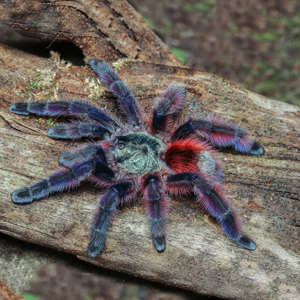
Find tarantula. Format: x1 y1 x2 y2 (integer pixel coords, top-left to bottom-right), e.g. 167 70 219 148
9 59 264 257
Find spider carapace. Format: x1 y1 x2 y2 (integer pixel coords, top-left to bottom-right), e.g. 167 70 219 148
9 59 264 257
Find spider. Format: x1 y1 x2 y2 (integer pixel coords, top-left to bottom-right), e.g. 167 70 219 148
9 59 264 258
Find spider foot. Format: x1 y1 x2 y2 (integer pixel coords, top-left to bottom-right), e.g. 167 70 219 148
152 235 166 253
235 236 256 250
87 228 106 258
11 187 34 203
9 103 29 115
248 142 265 156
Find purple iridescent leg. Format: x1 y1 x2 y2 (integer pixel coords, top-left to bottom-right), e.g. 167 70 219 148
48 122 111 140
172 115 264 155
88 182 135 258
167 172 256 250
9 100 119 131
89 59 141 127
59 144 115 185
59 144 107 167
151 86 186 133
11 160 95 204
143 175 170 252
12 144 115 204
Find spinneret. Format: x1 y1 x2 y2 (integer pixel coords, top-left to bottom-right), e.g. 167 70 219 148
10 59 264 257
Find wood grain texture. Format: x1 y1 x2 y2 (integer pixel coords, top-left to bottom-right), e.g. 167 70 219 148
0 44 299 300
0 1 300 299
0 0 182 66
0 280 26 300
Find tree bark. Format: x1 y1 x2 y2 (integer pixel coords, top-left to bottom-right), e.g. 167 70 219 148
0 1 299 299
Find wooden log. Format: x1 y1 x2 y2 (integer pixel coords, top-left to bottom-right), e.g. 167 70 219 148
0 1 299 299
0 280 26 300
0 0 182 66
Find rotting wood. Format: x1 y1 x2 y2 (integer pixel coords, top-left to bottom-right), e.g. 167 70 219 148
0 280 26 300
0 0 182 66
0 1 300 299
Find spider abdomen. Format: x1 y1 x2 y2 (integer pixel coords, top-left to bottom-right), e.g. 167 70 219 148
165 138 215 174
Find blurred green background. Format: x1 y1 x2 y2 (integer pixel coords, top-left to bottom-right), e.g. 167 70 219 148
130 0 300 106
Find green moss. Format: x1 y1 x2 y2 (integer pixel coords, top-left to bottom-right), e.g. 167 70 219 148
22 293 39 300
170 48 188 64
45 118 57 126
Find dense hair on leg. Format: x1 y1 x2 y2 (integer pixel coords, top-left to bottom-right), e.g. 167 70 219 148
88 182 135 258
11 161 95 204
172 115 264 155
89 59 141 126
48 122 111 140
88 189 119 258
142 175 170 252
10 100 119 131
151 86 186 133
10 101 74 117
172 119 208 141
59 144 107 168
167 172 256 250
71 101 119 131
92 160 115 186
12 143 113 204
59 144 115 186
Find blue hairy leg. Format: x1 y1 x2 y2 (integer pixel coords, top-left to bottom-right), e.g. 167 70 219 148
9 100 119 131
12 144 115 204
11 161 95 204
59 144 108 167
89 59 141 127
88 182 135 258
172 115 264 155
143 175 170 252
167 172 256 250
59 144 115 185
151 86 186 133
48 121 111 140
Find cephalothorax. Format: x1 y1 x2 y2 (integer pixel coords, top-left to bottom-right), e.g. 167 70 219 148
10 59 264 257
115 132 165 174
